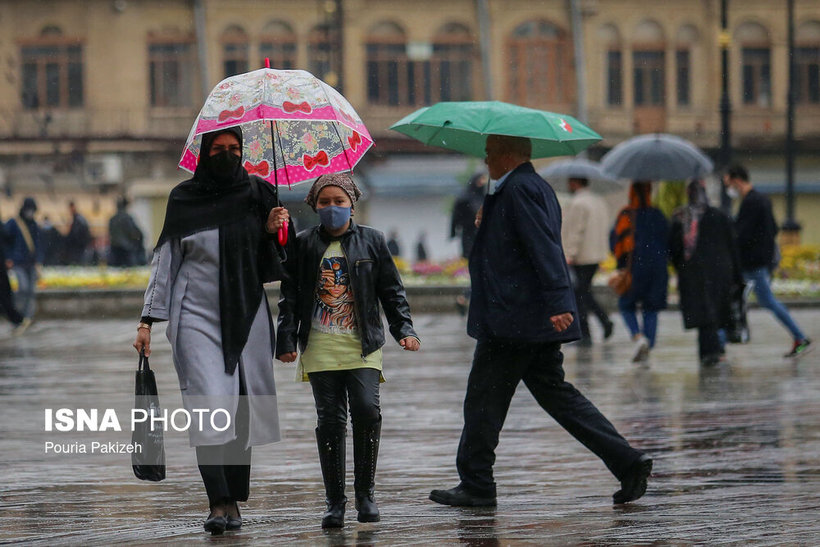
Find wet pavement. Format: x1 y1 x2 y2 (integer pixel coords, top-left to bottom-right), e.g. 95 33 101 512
1 309 819 545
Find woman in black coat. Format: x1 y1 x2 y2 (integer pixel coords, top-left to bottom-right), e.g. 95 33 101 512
669 179 743 366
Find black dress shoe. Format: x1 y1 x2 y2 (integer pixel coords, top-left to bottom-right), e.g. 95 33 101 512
613 454 653 504
226 503 242 530
204 514 227 535
603 321 614 340
429 484 496 507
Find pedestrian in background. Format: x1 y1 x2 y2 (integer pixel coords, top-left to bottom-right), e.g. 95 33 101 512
277 173 420 529
386 229 401 257
430 135 652 509
64 201 91 265
561 176 614 345
415 231 428 262
610 181 669 363
39 216 64 266
133 127 290 535
0 212 28 335
723 164 812 358
669 179 743 366
450 173 487 259
4 197 42 322
108 196 145 267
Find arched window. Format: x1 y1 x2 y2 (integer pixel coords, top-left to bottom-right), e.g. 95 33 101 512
736 21 771 107
632 20 666 107
599 24 622 106
796 20 820 104
222 25 249 78
366 22 407 106
20 25 84 109
432 23 475 102
259 20 296 70
309 23 335 84
506 20 574 107
676 24 699 107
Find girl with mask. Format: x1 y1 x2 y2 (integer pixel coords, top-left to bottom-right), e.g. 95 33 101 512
276 173 420 529
133 127 291 535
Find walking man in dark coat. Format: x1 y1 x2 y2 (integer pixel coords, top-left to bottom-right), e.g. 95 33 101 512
429 135 652 507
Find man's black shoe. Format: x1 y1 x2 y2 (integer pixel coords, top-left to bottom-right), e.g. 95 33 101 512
429 484 496 507
603 320 614 340
613 454 652 504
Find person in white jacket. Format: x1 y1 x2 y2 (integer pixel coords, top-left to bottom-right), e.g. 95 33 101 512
561 177 614 345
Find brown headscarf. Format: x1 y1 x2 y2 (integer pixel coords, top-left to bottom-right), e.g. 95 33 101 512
304 173 362 211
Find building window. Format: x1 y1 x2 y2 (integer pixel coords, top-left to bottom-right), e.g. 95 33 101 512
20 26 84 109
607 50 623 105
222 26 249 77
366 22 408 106
432 23 475 102
309 23 336 83
260 20 296 70
742 47 771 106
507 20 573 107
633 50 665 106
796 47 820 104
676 50 690 106
149 39 195 107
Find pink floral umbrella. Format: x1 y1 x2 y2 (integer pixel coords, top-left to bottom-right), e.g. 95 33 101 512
179 67 373 188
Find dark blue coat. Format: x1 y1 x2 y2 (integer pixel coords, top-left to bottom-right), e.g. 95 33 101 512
467 162 581 343
4 217 42 267
609 207 669 312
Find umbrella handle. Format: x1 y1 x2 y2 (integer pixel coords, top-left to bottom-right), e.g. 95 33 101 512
278 220 288 246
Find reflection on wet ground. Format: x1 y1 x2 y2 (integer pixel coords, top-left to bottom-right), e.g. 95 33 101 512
1 309 818 544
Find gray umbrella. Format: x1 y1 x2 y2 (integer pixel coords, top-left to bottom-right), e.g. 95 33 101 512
600 133 713 181
539 158 622 193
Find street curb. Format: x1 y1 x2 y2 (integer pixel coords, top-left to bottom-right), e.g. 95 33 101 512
31 285 820 319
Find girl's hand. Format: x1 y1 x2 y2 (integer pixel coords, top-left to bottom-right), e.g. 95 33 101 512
134 329 151 356
400 337 420 351
266 207 289 233
278 352 298 363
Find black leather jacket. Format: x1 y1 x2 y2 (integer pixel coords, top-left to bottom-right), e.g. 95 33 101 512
276 221 418 358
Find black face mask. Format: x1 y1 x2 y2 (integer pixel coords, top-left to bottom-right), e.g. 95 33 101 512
209 151 241 182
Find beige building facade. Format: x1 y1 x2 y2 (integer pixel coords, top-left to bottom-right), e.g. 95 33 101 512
0 0 819 246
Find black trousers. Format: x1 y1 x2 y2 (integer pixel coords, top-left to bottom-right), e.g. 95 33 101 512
196 369 251 508
309 368 381 430
697 325 722 359
0 265 23 325
456 338 643 496
572 264 610 339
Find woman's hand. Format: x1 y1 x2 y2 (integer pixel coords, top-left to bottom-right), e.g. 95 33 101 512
278 352 297 363
266 207 289 233
134 329 151 356
400 337 420 351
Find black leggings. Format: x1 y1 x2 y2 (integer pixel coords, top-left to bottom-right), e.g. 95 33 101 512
309 368 381 430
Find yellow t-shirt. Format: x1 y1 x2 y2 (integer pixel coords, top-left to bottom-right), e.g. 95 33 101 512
298 241 383 381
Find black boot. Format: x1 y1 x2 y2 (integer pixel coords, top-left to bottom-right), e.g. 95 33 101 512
316 426 347 528
353 417 381 522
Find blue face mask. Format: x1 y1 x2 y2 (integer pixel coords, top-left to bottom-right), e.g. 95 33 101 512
318 206 351 231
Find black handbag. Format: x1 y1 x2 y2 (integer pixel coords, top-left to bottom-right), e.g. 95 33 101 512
131 351 166 481
727 283 751 344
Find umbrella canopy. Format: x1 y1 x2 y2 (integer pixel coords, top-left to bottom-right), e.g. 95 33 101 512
539 158 622 193
600 133 713 181
179 68 372 186
390 101 601 159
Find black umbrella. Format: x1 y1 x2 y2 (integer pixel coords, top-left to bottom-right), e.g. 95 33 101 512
600 133 713 181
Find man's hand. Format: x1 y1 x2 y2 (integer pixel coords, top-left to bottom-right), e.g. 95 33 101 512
278 352 297 363
400 337 420 351
266 207 289 233
474 206 483 228
5 259 13 270
550 312 574 332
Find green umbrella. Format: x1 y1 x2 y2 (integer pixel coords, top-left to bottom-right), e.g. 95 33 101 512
390 101 601 158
